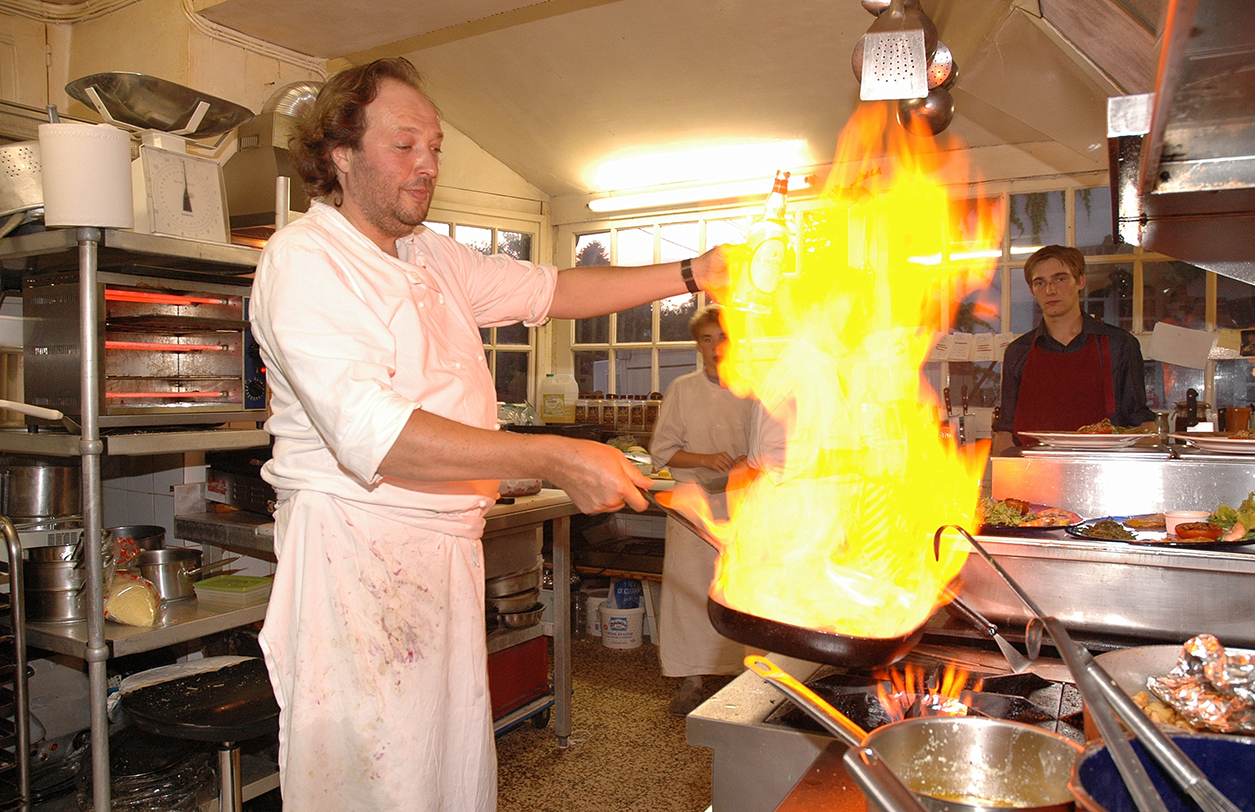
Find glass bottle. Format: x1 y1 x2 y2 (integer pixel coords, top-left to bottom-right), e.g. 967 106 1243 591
733 170 792 314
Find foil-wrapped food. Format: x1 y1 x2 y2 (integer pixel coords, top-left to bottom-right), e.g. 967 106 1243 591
1148 634 1255 734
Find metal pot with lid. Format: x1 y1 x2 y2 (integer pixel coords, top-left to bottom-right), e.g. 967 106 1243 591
0 455 81 522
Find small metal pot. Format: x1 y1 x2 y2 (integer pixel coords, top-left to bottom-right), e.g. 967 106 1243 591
130 548 238 602
488 588 541 615
24 586 88 624
0 455 80 521
23 559 87 592
861 716 1083 812
106 525 166 556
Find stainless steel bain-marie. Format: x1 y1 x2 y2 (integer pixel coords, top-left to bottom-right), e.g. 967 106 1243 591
22 270 266 426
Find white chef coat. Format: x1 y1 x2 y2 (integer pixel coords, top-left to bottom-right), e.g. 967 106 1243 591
649 371 753 677
250 201 557 811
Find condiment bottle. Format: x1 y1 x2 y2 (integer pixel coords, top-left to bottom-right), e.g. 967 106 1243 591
732 170 792 314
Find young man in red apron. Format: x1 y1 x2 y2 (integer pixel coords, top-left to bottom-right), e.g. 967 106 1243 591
991 245 1155 454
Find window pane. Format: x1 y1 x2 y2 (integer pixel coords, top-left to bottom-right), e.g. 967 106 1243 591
576 233 611 266
1144 260 1206 330
660 222 699 263
479 327 490 343
660 294 698 341
1214 359 1255 414
1008 191 1065 259
425 222 451 236
1075 188 1118 256
494 351 529 404
615 348 653 396
456 225 492 255
949 197 1002 258
1009 267 1039 335
1217 275 1255 330
955 273 1000 334
498 230 532 261
574 350 609 394
618 227 654 265
617 303 653 343
707 217 750 250
496 322 530 345
1080 263 1133 330
575 232 611 344
659 347 697 394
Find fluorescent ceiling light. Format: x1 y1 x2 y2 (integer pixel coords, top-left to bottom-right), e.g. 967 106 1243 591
592 140 810 191
588 174 811 213
950 249 1002 261
1009 245 1041 256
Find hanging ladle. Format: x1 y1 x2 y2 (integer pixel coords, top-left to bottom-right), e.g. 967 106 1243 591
746 655 930 812
935 524 1241 812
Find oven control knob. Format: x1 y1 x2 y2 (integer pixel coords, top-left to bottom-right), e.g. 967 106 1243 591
246 379 267 399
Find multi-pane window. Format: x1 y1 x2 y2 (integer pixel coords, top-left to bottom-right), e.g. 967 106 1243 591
426 220 536 403
565 183 1242 425
570 223 706 396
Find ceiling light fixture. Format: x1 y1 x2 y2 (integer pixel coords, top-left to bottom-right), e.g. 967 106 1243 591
588 174 812 213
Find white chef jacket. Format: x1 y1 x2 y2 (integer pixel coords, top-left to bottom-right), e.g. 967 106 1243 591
649 371 754 677
250 202 557 811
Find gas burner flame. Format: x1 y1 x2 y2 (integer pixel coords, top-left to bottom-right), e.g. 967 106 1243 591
670 102 1001 640
875 662 982 723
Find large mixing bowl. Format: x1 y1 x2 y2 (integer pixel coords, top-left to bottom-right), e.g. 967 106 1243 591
1070 733 1255 812
862 716 1083 812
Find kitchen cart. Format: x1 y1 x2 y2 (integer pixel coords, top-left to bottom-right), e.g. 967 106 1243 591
0 227 267 812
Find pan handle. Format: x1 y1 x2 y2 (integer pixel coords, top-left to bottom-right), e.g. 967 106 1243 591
184 555 240 578
842 747 931 812
745 655 867 747
636 486 722 551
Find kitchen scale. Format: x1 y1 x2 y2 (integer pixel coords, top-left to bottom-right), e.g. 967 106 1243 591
65 72 255 244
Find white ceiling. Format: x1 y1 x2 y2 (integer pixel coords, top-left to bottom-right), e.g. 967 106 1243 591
195 0 1163 200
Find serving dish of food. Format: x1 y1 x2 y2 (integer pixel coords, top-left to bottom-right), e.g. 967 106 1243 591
977 497 1081 536
1068 496 1255 547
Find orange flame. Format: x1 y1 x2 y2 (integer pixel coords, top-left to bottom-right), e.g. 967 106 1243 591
673 103 1001 640
875 662 982 723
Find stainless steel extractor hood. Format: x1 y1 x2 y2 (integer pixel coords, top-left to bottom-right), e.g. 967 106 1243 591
223 81 321 230
1108 0 1255 283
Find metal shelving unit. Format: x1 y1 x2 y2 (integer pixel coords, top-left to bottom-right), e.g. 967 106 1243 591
0 227 267 812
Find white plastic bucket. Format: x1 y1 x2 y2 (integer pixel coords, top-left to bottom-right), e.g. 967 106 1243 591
586 596 607 637
600 604 645 649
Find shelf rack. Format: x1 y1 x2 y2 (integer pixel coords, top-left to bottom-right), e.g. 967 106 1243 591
0 227 266 812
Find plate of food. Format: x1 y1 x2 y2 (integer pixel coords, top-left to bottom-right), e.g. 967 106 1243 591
977 497 1081 536
1067 512 1255 548
1020 432 1148 450
1171 433 1255 454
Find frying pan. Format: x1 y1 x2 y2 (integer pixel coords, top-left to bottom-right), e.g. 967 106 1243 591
641 487 925 669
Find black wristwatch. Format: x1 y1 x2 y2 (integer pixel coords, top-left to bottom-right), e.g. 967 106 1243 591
680 258 699 294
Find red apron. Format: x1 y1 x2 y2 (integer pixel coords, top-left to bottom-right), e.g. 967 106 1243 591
1012 334 1115 445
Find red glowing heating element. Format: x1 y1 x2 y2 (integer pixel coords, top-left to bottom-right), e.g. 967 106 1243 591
104 290 227 306
104 391 226 399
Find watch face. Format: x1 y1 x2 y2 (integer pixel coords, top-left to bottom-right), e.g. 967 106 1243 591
143 147 229 242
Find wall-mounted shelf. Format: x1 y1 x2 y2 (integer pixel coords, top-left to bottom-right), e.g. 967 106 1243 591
0 427 268 457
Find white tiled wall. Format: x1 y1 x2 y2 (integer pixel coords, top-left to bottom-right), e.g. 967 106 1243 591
102 452 274 577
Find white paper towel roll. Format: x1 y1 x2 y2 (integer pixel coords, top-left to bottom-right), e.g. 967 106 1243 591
38 123 134 228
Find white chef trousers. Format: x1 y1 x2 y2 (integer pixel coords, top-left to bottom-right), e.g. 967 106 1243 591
259 491 494 811
659 517 747 678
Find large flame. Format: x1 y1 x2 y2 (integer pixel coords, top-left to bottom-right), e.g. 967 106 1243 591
674 103 1000 640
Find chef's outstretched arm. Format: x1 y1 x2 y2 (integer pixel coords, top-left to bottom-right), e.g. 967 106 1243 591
377 408 650 514
547 245 735 319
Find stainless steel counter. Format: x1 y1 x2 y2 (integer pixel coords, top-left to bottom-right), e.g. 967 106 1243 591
992 448 1255 515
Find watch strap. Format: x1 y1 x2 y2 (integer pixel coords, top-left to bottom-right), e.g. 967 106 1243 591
680 258 699 294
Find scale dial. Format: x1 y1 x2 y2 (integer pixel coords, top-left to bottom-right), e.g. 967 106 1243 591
136 145 229 243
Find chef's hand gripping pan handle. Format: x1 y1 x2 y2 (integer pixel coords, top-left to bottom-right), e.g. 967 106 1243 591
935 524 1240 812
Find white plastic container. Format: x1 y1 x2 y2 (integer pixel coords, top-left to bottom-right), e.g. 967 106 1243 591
600 604 645 649
540 373 578 424
586 596 607 637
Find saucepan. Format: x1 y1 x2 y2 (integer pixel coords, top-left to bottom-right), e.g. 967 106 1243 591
749 655 1081 812
128 548 239 602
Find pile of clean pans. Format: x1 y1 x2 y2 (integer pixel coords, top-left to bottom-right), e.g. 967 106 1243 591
486 560 544 630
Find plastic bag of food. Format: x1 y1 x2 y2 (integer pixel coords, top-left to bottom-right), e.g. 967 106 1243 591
104 573 160 627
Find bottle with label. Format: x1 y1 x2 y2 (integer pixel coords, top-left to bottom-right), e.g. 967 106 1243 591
539 373 578 424
733 170 792 314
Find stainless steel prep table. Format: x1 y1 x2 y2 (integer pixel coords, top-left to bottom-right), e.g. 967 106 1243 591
174 488 582 746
